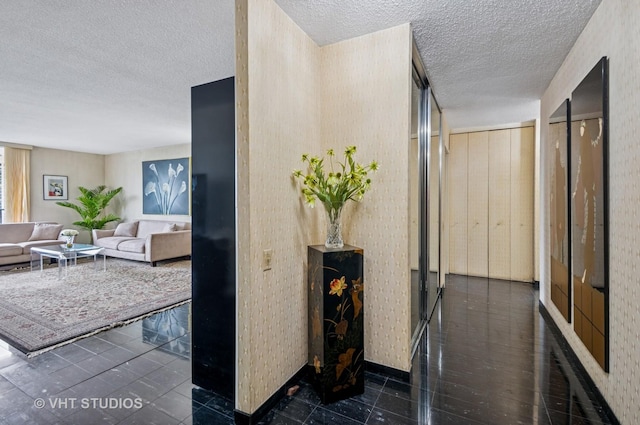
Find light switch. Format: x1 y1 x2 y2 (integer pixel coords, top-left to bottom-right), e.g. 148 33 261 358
262 249 273 271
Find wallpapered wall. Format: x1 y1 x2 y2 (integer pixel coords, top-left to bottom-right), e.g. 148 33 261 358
235 0 321 413
30 146 104 243
540 0 640 422
319 24 413 373
236 0 412 414
105 143 191 223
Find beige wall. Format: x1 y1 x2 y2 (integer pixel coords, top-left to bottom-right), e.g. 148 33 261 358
319 24 413 372
105 144 191 222
540 1 640 421
534 116 541 282
15 143 189 242
30 146 104 243
236 0 412 414
236 0 321 413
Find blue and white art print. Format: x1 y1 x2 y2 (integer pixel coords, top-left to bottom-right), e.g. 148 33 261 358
142 157 190 215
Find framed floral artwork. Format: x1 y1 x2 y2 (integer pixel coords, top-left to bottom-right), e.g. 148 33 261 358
43 175 68 200
142 157 190 215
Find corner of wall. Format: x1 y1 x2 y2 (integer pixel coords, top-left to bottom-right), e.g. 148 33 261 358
319 23 413 372
238 5 418 414
238 0 321 414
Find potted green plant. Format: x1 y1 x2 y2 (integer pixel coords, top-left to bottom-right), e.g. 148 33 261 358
56 185 123 241
292 146 378 248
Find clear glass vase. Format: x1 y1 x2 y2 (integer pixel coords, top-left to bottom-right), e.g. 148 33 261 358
324 205 344 249
65 235 75 248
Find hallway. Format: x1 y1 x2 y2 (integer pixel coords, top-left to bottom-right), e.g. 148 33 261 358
411 275 616 424
259 276 617 424
0 277 617 424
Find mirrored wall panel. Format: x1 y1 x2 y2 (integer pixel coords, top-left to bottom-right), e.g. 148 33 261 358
427 91 441 318
549 99 571 322
410 73 422 340
570 57 609 371
410 40 442 354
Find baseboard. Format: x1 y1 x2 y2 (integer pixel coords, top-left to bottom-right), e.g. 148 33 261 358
365 361 410 382
234 365 307 425
233 359 411 423
538 302 620 425
533 280 540 289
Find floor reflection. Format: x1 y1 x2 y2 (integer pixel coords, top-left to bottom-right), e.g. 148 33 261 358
142 304 191 359
0 276 618 424
542 328 612 424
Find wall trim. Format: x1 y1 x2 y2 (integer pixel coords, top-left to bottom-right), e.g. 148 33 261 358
233 360 412 424
451 121 535 135
365 361 410 382
0 141 33 150
234 365 307 425
538 302 620 425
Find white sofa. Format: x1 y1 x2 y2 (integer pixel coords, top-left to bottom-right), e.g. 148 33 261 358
0 222 64 266
92 219 191 266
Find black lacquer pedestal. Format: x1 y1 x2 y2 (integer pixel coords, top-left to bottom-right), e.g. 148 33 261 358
308 245 364 404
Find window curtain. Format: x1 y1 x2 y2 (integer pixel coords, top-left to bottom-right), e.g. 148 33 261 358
4 147 30 223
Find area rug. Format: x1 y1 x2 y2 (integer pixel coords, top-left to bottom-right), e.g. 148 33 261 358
0 259 191 356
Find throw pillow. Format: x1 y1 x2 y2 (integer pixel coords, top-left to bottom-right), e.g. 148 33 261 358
28 223 64 241
113 222 139 237
162 223 177 233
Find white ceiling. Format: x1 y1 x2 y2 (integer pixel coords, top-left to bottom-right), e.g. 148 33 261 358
0 1 235 155
0 1 601 155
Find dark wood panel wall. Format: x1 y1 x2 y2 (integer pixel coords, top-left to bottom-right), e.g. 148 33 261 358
191 77 236 399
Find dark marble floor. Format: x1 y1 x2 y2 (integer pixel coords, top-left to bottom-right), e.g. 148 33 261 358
0 275 616 424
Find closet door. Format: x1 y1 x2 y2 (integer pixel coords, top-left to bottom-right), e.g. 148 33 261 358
510 127 535 281
448 133 468 275
467 132 489 277
448 127 534 281
488 129 511 280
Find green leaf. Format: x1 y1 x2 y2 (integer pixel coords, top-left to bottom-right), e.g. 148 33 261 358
57 185 123 236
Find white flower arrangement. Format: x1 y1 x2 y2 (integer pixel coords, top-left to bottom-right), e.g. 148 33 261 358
60 229 79 237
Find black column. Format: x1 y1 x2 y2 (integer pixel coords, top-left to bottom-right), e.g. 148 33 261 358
191 77 235 399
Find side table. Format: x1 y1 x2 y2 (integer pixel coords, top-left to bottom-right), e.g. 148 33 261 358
30 244 106 279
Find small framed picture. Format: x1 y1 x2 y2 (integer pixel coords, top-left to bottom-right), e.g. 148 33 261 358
43 175 68 200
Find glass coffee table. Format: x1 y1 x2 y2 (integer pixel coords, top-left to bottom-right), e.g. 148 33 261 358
31 244 106 279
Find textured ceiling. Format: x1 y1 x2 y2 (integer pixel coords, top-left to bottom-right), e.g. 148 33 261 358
0 1 235 154
0 1 601 154
276 0 602 130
